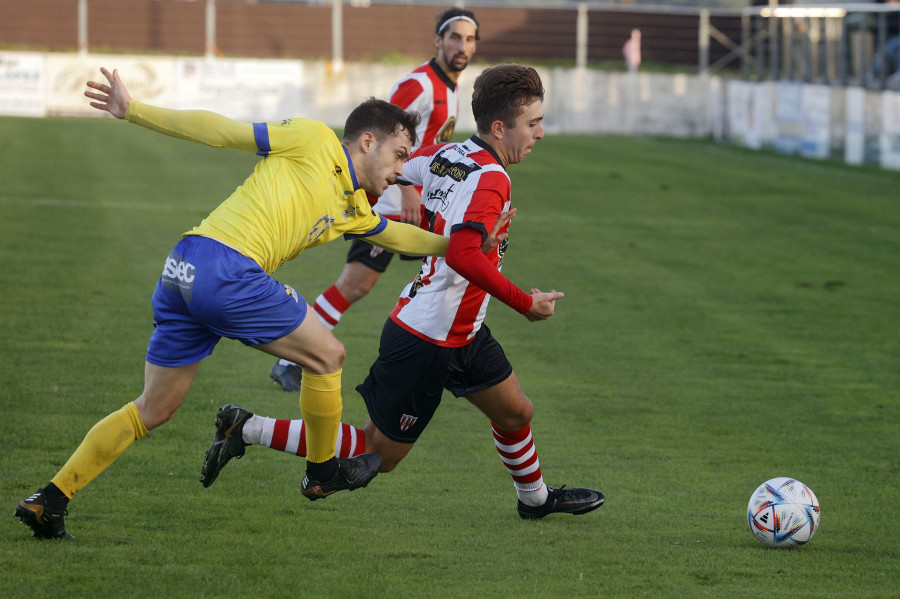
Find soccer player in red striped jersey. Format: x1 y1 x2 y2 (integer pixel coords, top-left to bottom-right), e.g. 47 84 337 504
270 8 480 391
203 65 604 520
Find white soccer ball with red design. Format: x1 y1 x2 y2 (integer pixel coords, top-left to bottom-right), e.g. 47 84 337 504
747 477 820 548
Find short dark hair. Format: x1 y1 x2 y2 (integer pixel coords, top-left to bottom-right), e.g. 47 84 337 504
342 97 421 147
435 7 480 41
472 64 544 134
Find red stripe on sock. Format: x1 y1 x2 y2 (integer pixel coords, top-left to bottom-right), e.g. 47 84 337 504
492 423 542 485
491 423 530 444
513 469 544 485
271 419 291 452
354 428 366 455
322 285 351 312
297 421 307 457
507 450 539 471
495 444 533 460
338 423 353 458
313 303 339 327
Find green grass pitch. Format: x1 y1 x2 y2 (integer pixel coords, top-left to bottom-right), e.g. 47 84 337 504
1 115 898 598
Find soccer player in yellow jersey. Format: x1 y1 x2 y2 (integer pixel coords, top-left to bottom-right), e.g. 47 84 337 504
14 66 453 539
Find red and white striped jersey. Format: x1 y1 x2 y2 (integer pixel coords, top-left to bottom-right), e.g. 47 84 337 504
389 136 512 347
376 59 460 217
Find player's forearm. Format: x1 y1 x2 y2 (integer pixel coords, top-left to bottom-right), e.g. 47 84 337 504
447 228 533 314
125 101 258 151
367 220 448 257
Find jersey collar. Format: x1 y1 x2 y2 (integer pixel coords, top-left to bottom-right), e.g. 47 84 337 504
428 59 457 92
469 135 505 169
341 144 361 190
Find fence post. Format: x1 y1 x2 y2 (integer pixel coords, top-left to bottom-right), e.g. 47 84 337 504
876 11 887 88
768 8 779 79
699 9 709 75
755 13 765 79
78 0 88 57
332 0 344 73
741 13 750 79
576 3 588 69
205 0 216 60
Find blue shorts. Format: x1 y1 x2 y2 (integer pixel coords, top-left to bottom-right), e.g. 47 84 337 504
146 236 308 367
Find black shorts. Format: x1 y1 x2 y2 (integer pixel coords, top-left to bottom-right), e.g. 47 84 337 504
356 318 513 443
346 238 394 273
346 238 423 273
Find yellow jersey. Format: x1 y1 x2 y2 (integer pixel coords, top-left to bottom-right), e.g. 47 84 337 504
127 102 385 274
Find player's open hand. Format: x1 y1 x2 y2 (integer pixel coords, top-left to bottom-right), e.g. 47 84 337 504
525 288 564 321
84 67 131 119
399 185 423 224
481 208 517 254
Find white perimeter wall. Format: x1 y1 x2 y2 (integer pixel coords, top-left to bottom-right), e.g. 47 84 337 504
2 51 898 170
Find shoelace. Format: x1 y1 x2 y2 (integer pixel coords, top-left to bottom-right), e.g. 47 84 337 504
552 485 570 498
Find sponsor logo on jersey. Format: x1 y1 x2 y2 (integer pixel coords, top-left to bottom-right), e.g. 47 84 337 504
426 184 454 211
399 413 419 432
429 154 481 181
343 206 357 220
308 215 335 241
161 250 196 301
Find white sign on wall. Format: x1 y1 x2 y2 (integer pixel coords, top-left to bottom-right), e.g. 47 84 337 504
845 87 866 165
45 55 175 116
775 82 803 155
727 80 752 147
880 91 900 170
175 58 304 122
0 52 45 117
800 84 831 160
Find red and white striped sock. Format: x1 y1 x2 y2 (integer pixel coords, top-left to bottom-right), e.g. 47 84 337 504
257 417 366 458
492 423 548 507
312 285 351 331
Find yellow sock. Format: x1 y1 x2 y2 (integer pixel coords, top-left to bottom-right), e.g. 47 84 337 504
51 402 149 499
300 370 342 463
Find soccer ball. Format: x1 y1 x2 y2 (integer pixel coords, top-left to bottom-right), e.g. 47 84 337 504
747 477 820 548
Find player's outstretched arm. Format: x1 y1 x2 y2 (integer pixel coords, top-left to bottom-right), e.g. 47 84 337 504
524 288 564 322
84 67 257 151
368 219 449 257
84 67 131 119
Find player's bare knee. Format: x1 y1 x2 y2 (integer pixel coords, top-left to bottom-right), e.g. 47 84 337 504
495 397 534 431
327 340 346 370
339 276 377 303
303 339 345 374
134 398 178 430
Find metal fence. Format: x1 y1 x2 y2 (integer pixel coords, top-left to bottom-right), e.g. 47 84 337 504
739 3 900 90
26 0 745 72
5 1 899 89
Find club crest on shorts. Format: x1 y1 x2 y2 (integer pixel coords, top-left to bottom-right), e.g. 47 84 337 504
399 413 418 432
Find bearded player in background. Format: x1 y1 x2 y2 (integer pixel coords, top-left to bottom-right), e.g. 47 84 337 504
270 7 481 391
